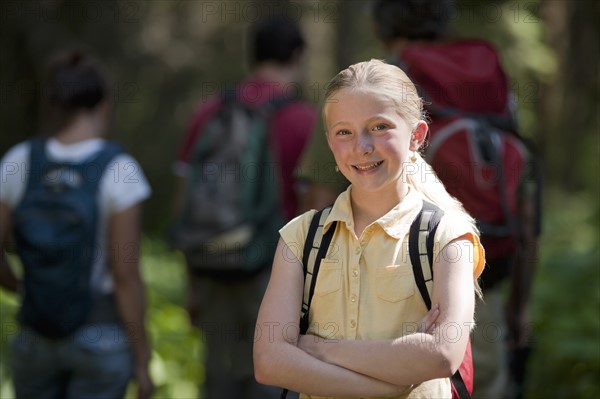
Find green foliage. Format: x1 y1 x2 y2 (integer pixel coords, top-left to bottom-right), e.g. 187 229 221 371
524 190 600 398
129 237 204 398
0 284 19 399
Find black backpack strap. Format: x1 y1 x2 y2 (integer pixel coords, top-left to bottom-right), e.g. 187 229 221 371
300 207 336 334
408 201 443 309
90 141 123 172
75 141 124 192
451 372 471 399
281 207 336 399
28 136 48 164
471 123 519 239
26 137 50 192
264 95 296 111
408 201 471 399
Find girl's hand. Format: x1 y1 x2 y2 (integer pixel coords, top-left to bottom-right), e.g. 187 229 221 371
298 333 328 361
417 303 440 334
298 304 440 361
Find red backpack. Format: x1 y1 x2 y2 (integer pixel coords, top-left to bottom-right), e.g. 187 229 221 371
397 40 542 398
399 40 539 286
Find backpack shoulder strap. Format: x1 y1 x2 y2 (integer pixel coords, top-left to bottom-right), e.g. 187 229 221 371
25 137 50 193
408 200 444 309
28 136 48 165
299 206 336 334
408 200 472 399
262 95 295 113
90 141 123 169
78 141 124 191
190 96 231 163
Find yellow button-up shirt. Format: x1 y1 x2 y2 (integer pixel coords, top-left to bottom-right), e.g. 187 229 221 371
280 186 485 399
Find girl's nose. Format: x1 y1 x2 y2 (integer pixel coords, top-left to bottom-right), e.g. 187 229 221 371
357 131 374 154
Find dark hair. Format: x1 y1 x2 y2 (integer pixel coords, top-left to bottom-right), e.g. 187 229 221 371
251 17 306 65
42 49 108 132
373 0 456 42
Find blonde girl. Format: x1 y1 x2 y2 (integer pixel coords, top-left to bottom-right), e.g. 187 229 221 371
254 59 484 398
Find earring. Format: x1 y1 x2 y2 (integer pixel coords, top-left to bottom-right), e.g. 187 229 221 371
334 165 339 172
410 152 417 163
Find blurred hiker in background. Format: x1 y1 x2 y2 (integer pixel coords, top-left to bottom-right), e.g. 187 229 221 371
0 49 154 399
170 16 316 399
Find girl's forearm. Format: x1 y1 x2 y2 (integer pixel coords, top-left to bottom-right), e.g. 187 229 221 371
308 332 458 386
255 339 409 397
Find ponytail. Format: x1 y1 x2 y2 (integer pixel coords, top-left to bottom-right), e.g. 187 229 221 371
407 152 483 299
406 153 473 223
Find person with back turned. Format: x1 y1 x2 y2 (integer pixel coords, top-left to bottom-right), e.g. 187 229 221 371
0 50 154 399
170 17 316 399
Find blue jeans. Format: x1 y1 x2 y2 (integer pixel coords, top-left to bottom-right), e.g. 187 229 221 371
10 323 132 399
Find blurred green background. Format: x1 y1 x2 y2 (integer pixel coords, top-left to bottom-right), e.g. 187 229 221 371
1 0 598 398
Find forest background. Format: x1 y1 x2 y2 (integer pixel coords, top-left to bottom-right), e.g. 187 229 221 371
0 0 598 398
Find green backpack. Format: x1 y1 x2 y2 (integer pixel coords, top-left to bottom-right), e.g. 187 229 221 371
173 94 291 275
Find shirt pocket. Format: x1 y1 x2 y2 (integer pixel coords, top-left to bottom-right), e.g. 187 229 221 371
376 264 415 302
314 260 342 297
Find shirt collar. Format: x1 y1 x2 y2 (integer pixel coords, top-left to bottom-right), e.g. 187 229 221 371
324 186 354 233
377 187 423 239
324 185 423 240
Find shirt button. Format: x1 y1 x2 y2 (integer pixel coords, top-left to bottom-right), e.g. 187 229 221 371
350 320 356 328
352 269 359 277
351 294 357 302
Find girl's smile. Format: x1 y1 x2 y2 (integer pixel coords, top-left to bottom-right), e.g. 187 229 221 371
352 160 384 172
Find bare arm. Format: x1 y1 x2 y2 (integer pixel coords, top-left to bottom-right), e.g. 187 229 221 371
0 201 19 294
108 204 154 399
254 239 411 397
298 237 476 386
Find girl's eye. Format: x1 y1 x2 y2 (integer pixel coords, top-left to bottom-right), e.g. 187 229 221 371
373 123 388 131
336 129 351 136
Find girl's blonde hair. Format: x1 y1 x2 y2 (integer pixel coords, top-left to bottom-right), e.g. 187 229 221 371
323 59 482 297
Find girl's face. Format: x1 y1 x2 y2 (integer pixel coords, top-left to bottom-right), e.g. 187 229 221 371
325 88 426 196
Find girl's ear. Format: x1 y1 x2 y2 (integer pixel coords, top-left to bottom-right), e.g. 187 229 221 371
410 121 428 151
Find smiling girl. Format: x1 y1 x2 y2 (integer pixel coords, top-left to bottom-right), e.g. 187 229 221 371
254 59 484 399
